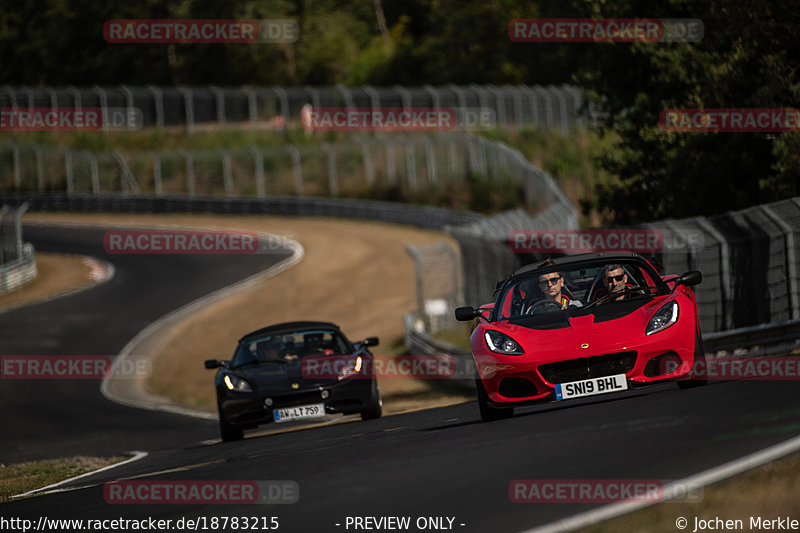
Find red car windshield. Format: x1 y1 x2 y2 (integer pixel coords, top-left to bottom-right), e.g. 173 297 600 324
495 259 668 321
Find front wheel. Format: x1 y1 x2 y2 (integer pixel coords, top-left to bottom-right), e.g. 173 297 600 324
476 377 513 422
361 380 382 420
678 329 708 389
219 408 244 442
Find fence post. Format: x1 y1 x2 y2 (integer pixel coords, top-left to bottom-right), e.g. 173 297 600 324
336 84 354 110
84 151 100 193
487 85 505 126
0 205 9 265
33 144 44 191
178 87 195 134
273 86 289 135
405 139 417 191
385 140 397 185
2 85 18 109
248 145 266 197
114 151 141 195
120 85 136 131
448 84 467 112
11 144 21 189
180 149 196 196
149 151 162 195
286 145 303 195
218 148 234 195
245 87 258 129
422 136 437 185
533 85 554 130
211 86 226 126
322 143 338 196
356 138 374 186
67 86 82 114
507 85 524 128
15 202 29 260
63 148 74 194
93 86 109 132
363 85 380 115
148 85 165 128
423 84 440 109
394 85 412 113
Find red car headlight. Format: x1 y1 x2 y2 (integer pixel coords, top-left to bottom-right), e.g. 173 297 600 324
484 330 524 355
646 301 679 335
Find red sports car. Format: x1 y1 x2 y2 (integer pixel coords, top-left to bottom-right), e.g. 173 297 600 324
455 252 705 421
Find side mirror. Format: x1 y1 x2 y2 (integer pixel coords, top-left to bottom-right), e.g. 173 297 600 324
204 359 223 369
679 271 702 287
455 306 478 321
363 336 379 347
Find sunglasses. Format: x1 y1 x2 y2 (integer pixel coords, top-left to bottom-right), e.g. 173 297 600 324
539 276 561 286
605 274 625 283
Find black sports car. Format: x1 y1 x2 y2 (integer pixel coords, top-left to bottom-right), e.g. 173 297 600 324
205 321 382 442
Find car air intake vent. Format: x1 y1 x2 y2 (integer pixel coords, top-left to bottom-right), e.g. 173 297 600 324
498 377 538 398
538 351 637 384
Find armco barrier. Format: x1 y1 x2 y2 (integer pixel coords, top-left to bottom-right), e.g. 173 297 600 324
0 193 484 231
0 243 36 294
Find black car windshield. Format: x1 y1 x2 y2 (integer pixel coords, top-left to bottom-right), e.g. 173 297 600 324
495 259 668 321
231 329 351 368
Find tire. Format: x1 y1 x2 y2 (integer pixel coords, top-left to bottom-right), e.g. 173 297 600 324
218 404 244 442
360 380 383 421
678 328 708 389
476 377 513 422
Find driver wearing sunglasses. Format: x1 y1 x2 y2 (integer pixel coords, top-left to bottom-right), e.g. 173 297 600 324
602 264 630 301
537 271 571 309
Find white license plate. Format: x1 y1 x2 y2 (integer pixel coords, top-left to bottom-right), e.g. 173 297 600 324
554 374 628 400
273 403 325 422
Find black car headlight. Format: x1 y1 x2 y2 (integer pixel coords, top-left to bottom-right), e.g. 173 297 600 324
338 356 363 381
224 374 253 392
646 301 679 335
484 330 524 355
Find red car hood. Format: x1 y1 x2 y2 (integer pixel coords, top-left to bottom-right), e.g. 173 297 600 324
494 296 673 356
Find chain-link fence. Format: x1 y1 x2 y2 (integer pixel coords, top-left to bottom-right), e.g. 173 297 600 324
0 134 570 217
405 242 463 335
0 85 589 134
0 202 35 294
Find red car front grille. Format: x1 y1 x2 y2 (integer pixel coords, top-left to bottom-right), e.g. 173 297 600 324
538 351 637 384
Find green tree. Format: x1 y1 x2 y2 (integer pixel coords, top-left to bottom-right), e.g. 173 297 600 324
572 0 800 223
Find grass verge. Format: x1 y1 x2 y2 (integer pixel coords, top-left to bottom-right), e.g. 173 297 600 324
0 456 127 502
581 451 800 533
0 252 94 310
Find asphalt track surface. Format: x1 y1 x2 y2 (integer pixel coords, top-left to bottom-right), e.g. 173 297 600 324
2 224 800 533
0 224 291 462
